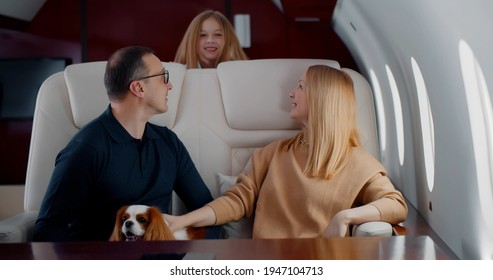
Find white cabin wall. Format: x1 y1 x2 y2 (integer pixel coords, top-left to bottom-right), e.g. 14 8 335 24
333 0 421 210
333 0 493 259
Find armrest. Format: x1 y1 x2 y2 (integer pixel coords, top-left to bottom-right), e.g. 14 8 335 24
0 211 38 243
351 221 396 237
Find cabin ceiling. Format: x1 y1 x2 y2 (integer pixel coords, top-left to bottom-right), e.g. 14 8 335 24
0 0 335 23
273 0 334 22
0 0 46 21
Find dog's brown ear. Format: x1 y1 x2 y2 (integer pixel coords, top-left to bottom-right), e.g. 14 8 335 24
109 205 127 241
144 207 176 241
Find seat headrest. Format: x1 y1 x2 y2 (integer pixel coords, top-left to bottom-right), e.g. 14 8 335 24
217 59 340 130
64 61 186 128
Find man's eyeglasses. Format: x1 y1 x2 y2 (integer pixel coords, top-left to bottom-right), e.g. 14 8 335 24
137 70 169 84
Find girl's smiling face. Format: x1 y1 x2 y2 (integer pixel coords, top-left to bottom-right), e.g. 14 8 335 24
197 17 224 68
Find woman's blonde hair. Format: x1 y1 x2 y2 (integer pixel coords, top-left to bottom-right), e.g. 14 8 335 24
174 10 248 69
303 65 361 179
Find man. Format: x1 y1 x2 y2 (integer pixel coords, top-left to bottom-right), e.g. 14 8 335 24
34 46 217 241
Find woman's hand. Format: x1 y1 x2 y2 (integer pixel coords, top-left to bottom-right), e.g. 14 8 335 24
162 214 185 232
162 206 217 232
323 210 350 237
323 205 381 237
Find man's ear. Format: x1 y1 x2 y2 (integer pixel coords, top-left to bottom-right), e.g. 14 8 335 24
129 80 144 97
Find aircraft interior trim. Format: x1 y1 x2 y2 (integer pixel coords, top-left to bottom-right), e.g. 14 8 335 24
333 0 493 259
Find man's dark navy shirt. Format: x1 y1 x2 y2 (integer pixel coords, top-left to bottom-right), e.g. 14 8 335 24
34 106 215 241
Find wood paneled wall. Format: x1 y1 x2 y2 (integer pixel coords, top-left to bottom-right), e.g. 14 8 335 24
16 0 356 67
0 0 357 185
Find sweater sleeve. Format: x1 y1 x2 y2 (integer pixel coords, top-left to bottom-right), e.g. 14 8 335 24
207 173 257 224
361 173 408 224
207 142 276 225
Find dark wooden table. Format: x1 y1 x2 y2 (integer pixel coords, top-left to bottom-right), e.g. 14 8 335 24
0 235 455 260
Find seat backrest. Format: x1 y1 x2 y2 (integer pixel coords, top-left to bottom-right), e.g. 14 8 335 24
63 61 187 129
217 61 379 162
24 62 186 211
24 59 379 221
171 59 379 215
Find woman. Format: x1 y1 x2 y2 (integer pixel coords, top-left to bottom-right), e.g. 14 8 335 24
174 10 248 69
167 65 407 238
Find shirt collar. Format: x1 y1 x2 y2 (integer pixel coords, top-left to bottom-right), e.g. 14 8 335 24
100 105 160 143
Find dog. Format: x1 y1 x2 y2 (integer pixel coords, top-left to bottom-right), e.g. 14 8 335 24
109 205 205 241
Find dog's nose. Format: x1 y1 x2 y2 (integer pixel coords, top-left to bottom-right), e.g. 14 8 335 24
124 220 134 228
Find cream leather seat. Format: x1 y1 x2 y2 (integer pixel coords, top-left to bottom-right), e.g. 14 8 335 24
0 61 186 242
0 59 387 242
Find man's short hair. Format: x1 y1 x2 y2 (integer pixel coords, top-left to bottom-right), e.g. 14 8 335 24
104 46 155 100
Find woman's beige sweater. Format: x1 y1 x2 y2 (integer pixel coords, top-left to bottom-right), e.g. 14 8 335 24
207 133 408 238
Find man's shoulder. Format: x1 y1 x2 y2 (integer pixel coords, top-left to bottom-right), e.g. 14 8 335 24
73 117 106 140
65 117 112 154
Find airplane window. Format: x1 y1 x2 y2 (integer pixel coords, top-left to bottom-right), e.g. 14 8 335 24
386 65 405 166
369 69 386 155
411 57 435 192
459 39 493 238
